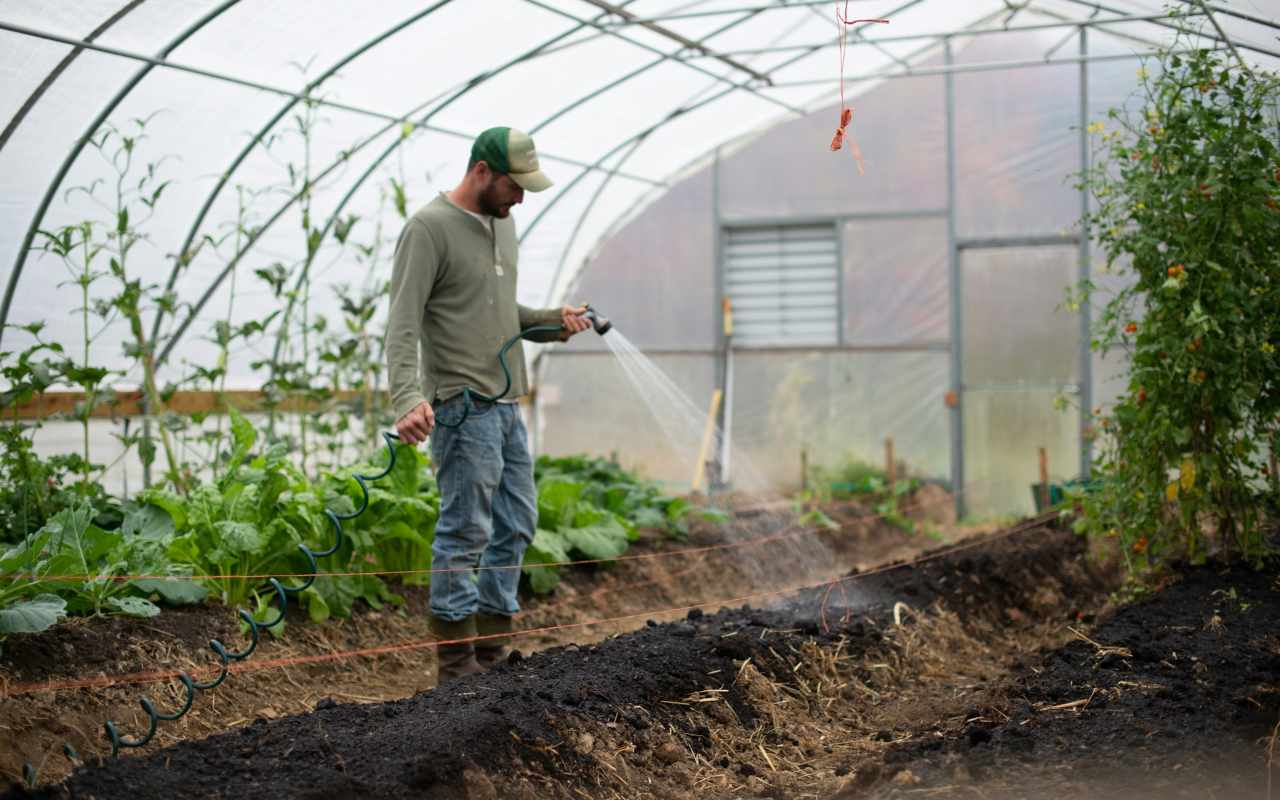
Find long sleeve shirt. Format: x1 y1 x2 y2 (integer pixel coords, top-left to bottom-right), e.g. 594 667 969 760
385 193 562 421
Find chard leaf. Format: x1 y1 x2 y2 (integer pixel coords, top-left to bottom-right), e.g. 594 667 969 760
133 577 208 605
107 596 161 618
0 594 67 633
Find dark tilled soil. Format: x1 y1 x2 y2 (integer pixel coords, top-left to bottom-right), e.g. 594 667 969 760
2 609 236 685
851 559 1280 800
6 519 1106 800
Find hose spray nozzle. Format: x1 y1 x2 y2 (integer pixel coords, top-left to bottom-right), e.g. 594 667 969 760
582 305 613 336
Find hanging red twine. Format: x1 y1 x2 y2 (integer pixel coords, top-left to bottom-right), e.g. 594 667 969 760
830 2 889 174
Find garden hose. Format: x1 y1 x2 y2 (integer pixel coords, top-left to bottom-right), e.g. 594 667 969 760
23 431 404 785
434 305 611 430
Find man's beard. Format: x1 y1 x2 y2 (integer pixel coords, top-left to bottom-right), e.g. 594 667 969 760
477 179 509 218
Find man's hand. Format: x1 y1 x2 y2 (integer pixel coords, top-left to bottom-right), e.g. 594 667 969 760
559 304 592 341
396 401 434 445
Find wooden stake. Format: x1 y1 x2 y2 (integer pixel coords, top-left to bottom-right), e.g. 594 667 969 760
691 389 723 492
1038 447 1050 509
885 437 896 495
800 446 809 492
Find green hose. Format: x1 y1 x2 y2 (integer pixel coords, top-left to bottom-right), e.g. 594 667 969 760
433 323 563 429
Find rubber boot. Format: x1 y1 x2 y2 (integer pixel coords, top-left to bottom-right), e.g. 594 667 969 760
475 613 514 668
430 615 484 686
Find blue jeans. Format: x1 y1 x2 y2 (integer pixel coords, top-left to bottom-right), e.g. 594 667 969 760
428 397 537 622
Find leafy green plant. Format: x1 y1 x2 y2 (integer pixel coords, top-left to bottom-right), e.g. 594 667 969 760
1069 41 1280 569
522 455 708 593
156 408 328 621
0 500 205 636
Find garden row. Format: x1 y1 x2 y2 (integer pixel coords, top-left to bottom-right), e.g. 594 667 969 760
0 406 706 638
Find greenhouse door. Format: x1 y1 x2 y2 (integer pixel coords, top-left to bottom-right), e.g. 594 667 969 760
959 241 1083 517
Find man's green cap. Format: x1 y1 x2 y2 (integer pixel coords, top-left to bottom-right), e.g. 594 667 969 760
470 126 553 192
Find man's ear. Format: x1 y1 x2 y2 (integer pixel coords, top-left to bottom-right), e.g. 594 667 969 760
471 160 493 181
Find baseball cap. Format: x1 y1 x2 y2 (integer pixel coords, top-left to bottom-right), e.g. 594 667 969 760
470 126 553 192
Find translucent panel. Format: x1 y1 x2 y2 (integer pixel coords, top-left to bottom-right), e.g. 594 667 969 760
565 170 716 351
954 34 1080 239
1 1 129 35
613 87 783 181
728 351 950 491
963 390 1080 518
718 74 946 219
536 352 716 487
843 217 948 345
0 33 70 127
961 246 1080 385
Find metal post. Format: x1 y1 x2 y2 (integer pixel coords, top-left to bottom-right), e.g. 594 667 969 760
944 38 965 520
1078 27 1094 480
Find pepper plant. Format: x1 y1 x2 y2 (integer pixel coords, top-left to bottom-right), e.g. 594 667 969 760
1071 41 1280 567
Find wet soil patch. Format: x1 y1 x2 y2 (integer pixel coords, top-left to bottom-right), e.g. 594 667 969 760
855 558 1280 800
7 519 1106 799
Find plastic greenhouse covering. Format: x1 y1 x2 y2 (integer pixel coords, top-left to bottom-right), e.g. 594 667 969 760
2 0 1278 516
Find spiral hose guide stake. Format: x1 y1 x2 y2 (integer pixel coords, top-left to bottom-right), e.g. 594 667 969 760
22 431 403 785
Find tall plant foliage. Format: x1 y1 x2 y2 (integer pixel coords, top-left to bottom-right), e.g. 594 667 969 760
1074 41 1280 566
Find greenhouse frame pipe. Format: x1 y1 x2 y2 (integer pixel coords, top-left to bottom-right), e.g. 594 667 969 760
529 4 779 136
522 0 929 266
0 0 243 353
1062 0 1280 60
0 19 664 186
521 0 803 114
944 37 963 521
0 0 147 154
162 0 811 366
596 0 877 25
767 46 1231 89
1078 26 1093 480
535 3 813 302
576 0 772 84
540 0 1012 310
266 0 805 367
1174 0 1280 31
1190 0 1250 74
259 0 777 368
685 11 1205 57
149 0 458 347
157 0 641 368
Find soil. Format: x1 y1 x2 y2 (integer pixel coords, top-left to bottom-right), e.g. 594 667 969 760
849 560 1280 799
0 495 955 789
6 497 1275 800
5 515 1120 799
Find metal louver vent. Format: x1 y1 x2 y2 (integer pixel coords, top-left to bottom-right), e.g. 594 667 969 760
724 224 839 347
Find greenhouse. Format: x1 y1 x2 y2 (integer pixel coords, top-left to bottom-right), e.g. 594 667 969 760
1 1 1279 797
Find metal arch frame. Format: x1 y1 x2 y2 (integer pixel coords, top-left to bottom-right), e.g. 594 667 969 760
523 0 804 116
0 0 243 353
525 0 934 306
0 0 147 154
676 11 1208 57
149 0 459 348
0 18 664 184
1062 0 1280 61
186 0 803 370
155 0 645 369
540 0 984 308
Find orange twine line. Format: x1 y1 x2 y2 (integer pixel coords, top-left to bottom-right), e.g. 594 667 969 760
1 510 1057 700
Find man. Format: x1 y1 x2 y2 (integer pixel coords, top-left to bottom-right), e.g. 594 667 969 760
385 126 591 684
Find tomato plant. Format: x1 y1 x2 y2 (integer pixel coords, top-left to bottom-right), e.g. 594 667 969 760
1072 43 1280 567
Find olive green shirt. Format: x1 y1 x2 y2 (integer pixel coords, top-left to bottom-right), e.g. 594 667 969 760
385 193 561 421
